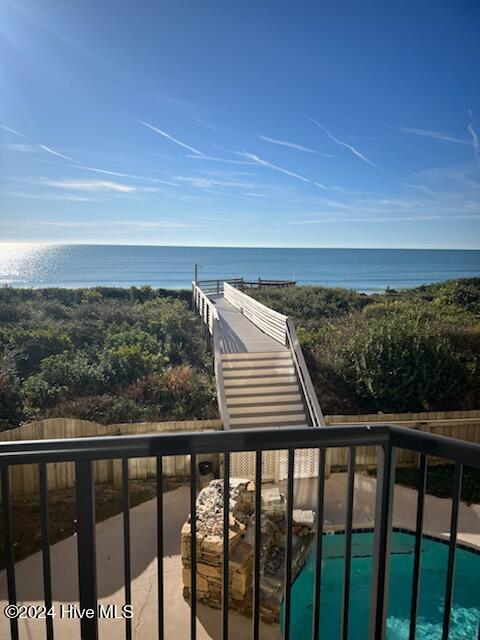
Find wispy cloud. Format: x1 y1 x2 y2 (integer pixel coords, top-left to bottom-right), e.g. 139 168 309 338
235 151 329 190
468 110 479 162
1 125 26 138
4 143 38 153
292 213 479 224
112 220 192 229
310 118 381 170
37 145 77 163
3 190 98 202
67 163 178 186
258 135 335 158
136 119 203 155
185 153 254 165
396 126 471 146
404 182 438 197
41 178 136 193
174 175 255 190
1 125 80 163
187 114 220 133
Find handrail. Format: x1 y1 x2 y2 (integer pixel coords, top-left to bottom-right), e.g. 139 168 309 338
192 281 230 429
286 318 325 427
212 317 230 429
224 282 288 345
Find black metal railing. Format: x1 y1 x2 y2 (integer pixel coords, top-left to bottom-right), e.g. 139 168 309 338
0 425 479 640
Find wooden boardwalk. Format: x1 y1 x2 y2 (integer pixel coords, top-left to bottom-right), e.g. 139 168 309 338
192 279 324 431
211 295 286 353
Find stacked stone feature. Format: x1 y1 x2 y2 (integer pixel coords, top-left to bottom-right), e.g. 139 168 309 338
181 478 315 624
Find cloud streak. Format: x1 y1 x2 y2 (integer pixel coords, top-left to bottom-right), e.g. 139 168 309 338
258 135 335 157
235 151 329 190
397 126 471 146
185 153 254 165
41 178 136 193
1 125 26 138
136 119 203 155
468 110 479 162
310 118 381 169
67 163 178 186
38 144 77 163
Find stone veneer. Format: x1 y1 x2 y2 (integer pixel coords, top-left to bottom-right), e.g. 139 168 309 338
182 478 315 624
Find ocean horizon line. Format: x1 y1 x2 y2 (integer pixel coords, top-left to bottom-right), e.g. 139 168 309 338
0 242 479 252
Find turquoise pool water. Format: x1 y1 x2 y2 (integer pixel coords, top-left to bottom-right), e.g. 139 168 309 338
285 532 480 639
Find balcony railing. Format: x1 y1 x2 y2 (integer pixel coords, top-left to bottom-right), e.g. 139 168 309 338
0 424 479 640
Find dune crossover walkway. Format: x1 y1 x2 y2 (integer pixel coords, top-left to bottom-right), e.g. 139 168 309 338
192 278 325 431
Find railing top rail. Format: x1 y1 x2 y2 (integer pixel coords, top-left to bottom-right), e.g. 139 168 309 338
223 281 288 322
0 424 479 467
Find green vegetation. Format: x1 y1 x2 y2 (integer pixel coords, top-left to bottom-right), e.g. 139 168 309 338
368 464 480 505
250 278 480 414
0 286 217 429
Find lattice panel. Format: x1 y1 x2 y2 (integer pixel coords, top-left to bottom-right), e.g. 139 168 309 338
230 451 277 481
277 448 319 480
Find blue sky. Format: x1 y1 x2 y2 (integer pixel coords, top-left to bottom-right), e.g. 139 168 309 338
0 0 479 248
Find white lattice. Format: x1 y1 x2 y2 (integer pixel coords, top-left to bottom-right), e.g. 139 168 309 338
230 451 277 482
277 448 319 480
231 449 319 482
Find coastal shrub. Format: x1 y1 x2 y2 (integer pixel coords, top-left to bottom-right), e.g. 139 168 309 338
0 351 26 428
250 285 371 328
5 328 73 377
339 316 470 412
23 351 108 407
140 297 209 366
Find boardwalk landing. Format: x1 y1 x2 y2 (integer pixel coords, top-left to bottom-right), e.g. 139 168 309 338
211 294 285 353
210 293 308 429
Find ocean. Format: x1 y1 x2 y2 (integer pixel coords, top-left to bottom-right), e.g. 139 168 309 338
0 244 479 292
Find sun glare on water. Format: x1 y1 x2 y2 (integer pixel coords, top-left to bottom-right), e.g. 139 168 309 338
0 242 55 286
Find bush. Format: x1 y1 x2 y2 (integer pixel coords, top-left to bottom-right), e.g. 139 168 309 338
4 328 73 377
0 351 26 428
23 351 108 407
312 315 472 413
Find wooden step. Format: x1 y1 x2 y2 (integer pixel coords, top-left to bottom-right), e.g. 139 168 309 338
224 375 298 387
223 367 295 379
225 384 300 396
221 351 291 362
228 403 305 416
226 393 302 406
229 414 308 427
222 358 293 370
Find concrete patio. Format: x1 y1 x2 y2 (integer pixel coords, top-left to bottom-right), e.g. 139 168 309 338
1 472 479 639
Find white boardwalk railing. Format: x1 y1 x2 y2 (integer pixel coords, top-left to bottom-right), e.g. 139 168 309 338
192 281 230 429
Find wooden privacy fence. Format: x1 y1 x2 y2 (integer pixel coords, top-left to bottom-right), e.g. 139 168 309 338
326 410 480 469
1 411 479 495
0 418 222 497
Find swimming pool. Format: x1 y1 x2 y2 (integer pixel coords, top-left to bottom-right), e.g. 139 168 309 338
284 531 480 639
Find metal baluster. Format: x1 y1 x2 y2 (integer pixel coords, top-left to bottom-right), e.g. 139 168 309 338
190 454 197 639
222 453 230 640
442 463 463 640
312 449 326 640
409 454 428 640
39 463 54 640
122 459 132 640
369 445 396 640
283 449 295 640
252 451 262 640
75 460 98 640
1 466 18 640
157 457 164 640
341 447 356 640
